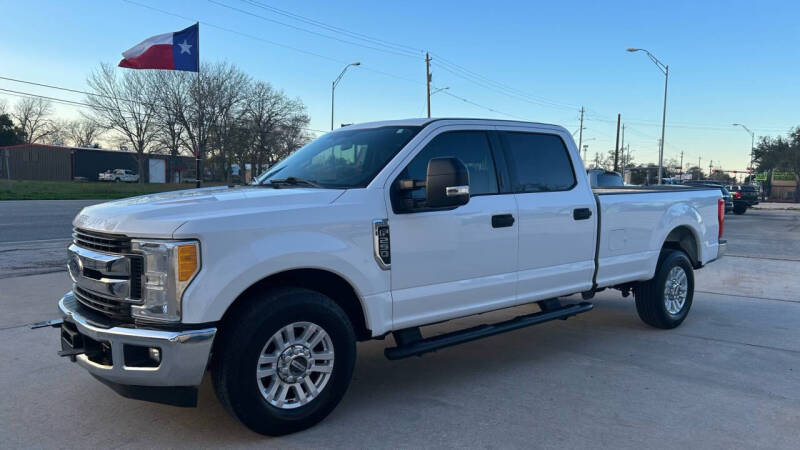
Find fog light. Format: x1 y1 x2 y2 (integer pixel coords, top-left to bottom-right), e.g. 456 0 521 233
149 347 161 363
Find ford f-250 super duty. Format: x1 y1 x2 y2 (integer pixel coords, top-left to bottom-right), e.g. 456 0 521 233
46 118 726 436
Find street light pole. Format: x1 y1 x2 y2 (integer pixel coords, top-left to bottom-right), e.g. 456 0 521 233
331 62 360 131
732 123 755 179
627 48 669 184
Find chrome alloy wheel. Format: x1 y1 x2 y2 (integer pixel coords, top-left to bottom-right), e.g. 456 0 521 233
256 321 335 409
663 266 688 315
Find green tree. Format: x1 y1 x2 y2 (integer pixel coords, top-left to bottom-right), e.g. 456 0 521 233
753 127 800 201
0 113 23 146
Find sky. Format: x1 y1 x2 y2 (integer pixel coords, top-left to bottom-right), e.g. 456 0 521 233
2 0 799 175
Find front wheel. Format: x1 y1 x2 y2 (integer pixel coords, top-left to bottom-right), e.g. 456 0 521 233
634 250 694 329
212 287 356 436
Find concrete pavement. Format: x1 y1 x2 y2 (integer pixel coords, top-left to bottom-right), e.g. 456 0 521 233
0 203 798 448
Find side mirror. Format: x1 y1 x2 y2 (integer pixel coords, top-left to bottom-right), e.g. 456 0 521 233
426 157 470 208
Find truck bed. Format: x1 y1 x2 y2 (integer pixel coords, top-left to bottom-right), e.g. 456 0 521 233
593 186 721 289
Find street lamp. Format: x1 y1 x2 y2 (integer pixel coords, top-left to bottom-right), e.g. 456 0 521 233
732 123 755 177
331 62 360 131
627 47 669 184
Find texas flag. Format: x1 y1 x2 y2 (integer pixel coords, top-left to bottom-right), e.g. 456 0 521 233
118 24 199 72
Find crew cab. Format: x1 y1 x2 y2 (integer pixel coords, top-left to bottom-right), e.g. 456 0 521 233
50 118 726 436
98 169 139 182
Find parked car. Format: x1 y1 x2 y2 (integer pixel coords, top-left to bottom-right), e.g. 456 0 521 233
586 168 624 187
683 181 733 213
51 118 726 436
98 169 139 182
728 185 759 207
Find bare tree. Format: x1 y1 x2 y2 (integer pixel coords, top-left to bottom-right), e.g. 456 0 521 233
154 62 249 183
12 97 55 143
63 118 104 147
149 71 188 182
86 63 157 182
0 99 7 116
245 82 309 178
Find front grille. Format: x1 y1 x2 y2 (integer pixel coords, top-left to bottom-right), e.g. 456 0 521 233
73 228 131 253
72 227 139 321
73 286 132 320
129 256 143 299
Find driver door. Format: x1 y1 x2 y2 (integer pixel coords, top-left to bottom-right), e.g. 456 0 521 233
386 127 518 329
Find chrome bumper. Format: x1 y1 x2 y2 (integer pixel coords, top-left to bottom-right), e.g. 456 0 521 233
59 292 216 387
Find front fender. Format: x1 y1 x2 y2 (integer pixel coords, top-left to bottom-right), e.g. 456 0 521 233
179 229 389 325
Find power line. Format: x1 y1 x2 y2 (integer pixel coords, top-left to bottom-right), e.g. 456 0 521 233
433 61 578 113
440 91 525 120
431 54 580 111
0 86 328 134
207 0 421 59
238 0 424 55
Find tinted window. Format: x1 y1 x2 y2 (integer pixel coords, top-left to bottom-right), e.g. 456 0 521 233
502 132 576 192
741 185 756 192
254 126 421 188
399 131 499 199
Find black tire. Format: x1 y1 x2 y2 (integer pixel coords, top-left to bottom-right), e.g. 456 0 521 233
733 202 747 214
114 178 121 183
634 250 694 329
212 287 356 436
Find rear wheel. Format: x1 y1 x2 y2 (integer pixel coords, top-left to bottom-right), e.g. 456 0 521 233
212 287 356 436
634 250 694 329
733 202 747 214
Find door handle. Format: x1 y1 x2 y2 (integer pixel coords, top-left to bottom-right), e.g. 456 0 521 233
492 214 515 228
573 208 592 220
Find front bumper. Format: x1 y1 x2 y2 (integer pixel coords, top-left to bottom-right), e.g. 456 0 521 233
58 292 216 389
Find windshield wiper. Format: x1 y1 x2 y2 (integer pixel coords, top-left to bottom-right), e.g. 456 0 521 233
267 177 324 188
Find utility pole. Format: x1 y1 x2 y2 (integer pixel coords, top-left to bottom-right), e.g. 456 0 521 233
679 151 684 181
698 156 702 178
613 114 621 172
425 52 432 118
583 145 588 163
594 152 600 169
578 107 585 153
620 123 625 171
709 160 713 178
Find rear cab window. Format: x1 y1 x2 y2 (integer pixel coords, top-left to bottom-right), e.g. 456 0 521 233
500 131 577 192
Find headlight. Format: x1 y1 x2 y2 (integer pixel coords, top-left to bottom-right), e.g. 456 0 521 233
130 239 200 323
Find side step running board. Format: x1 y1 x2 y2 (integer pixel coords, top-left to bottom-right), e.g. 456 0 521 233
384 301 594 360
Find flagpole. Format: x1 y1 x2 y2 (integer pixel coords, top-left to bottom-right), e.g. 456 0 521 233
194 22 201 189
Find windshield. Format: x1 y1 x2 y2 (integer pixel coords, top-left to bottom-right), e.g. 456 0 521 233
254 126 421 188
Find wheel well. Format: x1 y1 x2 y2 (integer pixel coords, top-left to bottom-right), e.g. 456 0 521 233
662 226 699 267
221 268 371 341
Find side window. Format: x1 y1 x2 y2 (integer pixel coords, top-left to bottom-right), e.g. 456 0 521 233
502 132 576 193
399 131 499 202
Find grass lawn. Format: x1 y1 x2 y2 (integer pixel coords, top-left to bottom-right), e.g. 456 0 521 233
0 180 223 200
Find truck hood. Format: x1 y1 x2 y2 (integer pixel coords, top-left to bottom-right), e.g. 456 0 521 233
73 186 345 237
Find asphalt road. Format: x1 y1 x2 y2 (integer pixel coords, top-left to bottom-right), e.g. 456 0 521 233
0 200 100 279
0 201 798 448
0 200 101 243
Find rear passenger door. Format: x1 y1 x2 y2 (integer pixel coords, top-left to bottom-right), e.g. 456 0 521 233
498 128 597 301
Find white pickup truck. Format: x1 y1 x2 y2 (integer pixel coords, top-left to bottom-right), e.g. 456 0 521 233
52 118 726 436
98 169 139 182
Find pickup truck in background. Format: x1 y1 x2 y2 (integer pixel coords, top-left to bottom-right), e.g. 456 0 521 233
98 169 139 182
52 118 726 436
727 184 759 212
